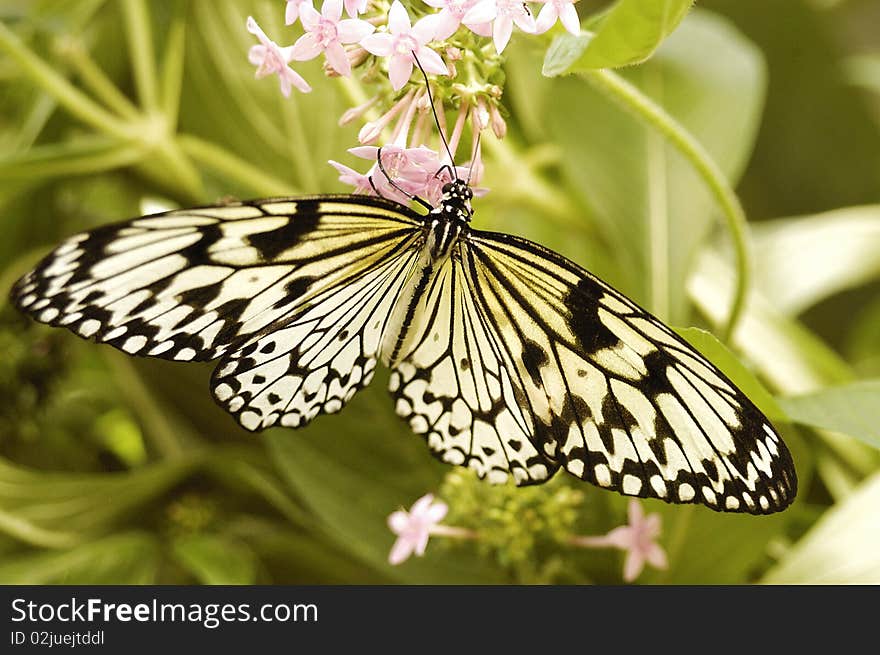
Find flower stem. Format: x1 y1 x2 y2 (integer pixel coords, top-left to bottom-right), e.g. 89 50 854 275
429 524 479 540
122 0 160 112
581 68 752 342
60 38 141 120
0 21 130 141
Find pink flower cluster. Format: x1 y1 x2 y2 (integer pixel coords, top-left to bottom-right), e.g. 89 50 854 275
387 494 668 583
248 0 582 95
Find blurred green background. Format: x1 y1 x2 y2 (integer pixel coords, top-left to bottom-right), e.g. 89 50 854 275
0 0 879 584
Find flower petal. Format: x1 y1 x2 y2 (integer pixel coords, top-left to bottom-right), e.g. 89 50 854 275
322 0 343 21
425 500 448 523
248 45 267 66
387 509 410 533
412 15 439 44
344 0 367 17
388 0 412 34
463 0 497 24
285 1 301 25
627 498 645 525
338 18 375 42
534 4 558 35
299 3 321 31
389 536 415 564
559 3 580 35
326 41 351 76
645 543 668 570
349 145 380 160
493 16 514 54
389 55 414 90
246 16 269 43
623 550 646 583
415 46 449 76
431 11 462 41
410 493 436 517
290 33 323 61
360 33 393 56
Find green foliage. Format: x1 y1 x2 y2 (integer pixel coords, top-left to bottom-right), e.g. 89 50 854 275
543 0 694 75
0 0 878 584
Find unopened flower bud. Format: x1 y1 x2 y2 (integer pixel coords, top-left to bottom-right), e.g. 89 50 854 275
489 103 507 139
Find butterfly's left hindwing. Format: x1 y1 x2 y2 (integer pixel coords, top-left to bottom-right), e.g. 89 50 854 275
12 196 422 363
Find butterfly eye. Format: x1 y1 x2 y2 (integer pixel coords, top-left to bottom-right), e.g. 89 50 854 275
441 182 453 194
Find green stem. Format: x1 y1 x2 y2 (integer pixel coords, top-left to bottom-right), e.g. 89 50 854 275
160 15 186 130
582 68 752 342
178 134 297 196
0 139 147 180
0 21 130 140
122 0 159 112
102 351 186 461
0 508 81 549
60 39 140 120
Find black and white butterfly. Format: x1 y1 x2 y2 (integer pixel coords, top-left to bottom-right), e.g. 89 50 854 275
11 175 796 514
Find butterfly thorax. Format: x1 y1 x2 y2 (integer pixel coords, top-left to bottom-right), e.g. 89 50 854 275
426 179 472 259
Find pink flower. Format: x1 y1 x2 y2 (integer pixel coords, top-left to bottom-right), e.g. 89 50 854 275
534 0 580 36
387 494 449 565
422 0 488 40
570 499 668 583
286 0 303 25
246 16 312 95
328 159 374 194
291 0 375 76
464 0 537 54
361 1 449 90
344 0 368 17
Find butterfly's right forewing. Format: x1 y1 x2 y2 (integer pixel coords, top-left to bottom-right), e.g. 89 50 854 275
12 196 423 363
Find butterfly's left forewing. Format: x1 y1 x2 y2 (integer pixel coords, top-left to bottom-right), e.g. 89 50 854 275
455 230 796 514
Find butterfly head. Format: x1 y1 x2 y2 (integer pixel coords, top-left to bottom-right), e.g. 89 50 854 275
438 179 473 223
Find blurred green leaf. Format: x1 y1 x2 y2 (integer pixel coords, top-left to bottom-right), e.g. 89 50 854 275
675 327 785 421
762 472 880 583
516 10 765 323
543 0 694 76
689 249 854 394
266 376 506 584
0 532 160 584
171 533 258 585
0 455 196 544
709 0 880 219
751 206 880 316
779 380 880 451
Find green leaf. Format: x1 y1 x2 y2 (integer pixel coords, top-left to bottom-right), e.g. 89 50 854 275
0 455 196 545
0 532 160 584
518 10 766 323
675 327 785 422
778 380 880 450
171 533 258 585
689 249 854 393
751 206 880 315
542 0 694 76
762 472 880 583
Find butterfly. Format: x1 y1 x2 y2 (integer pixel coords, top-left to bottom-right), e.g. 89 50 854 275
11 173 797 515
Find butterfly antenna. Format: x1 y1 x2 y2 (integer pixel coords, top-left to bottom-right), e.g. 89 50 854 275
467 130 481 185
374 146 433 211
412 51 457 175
